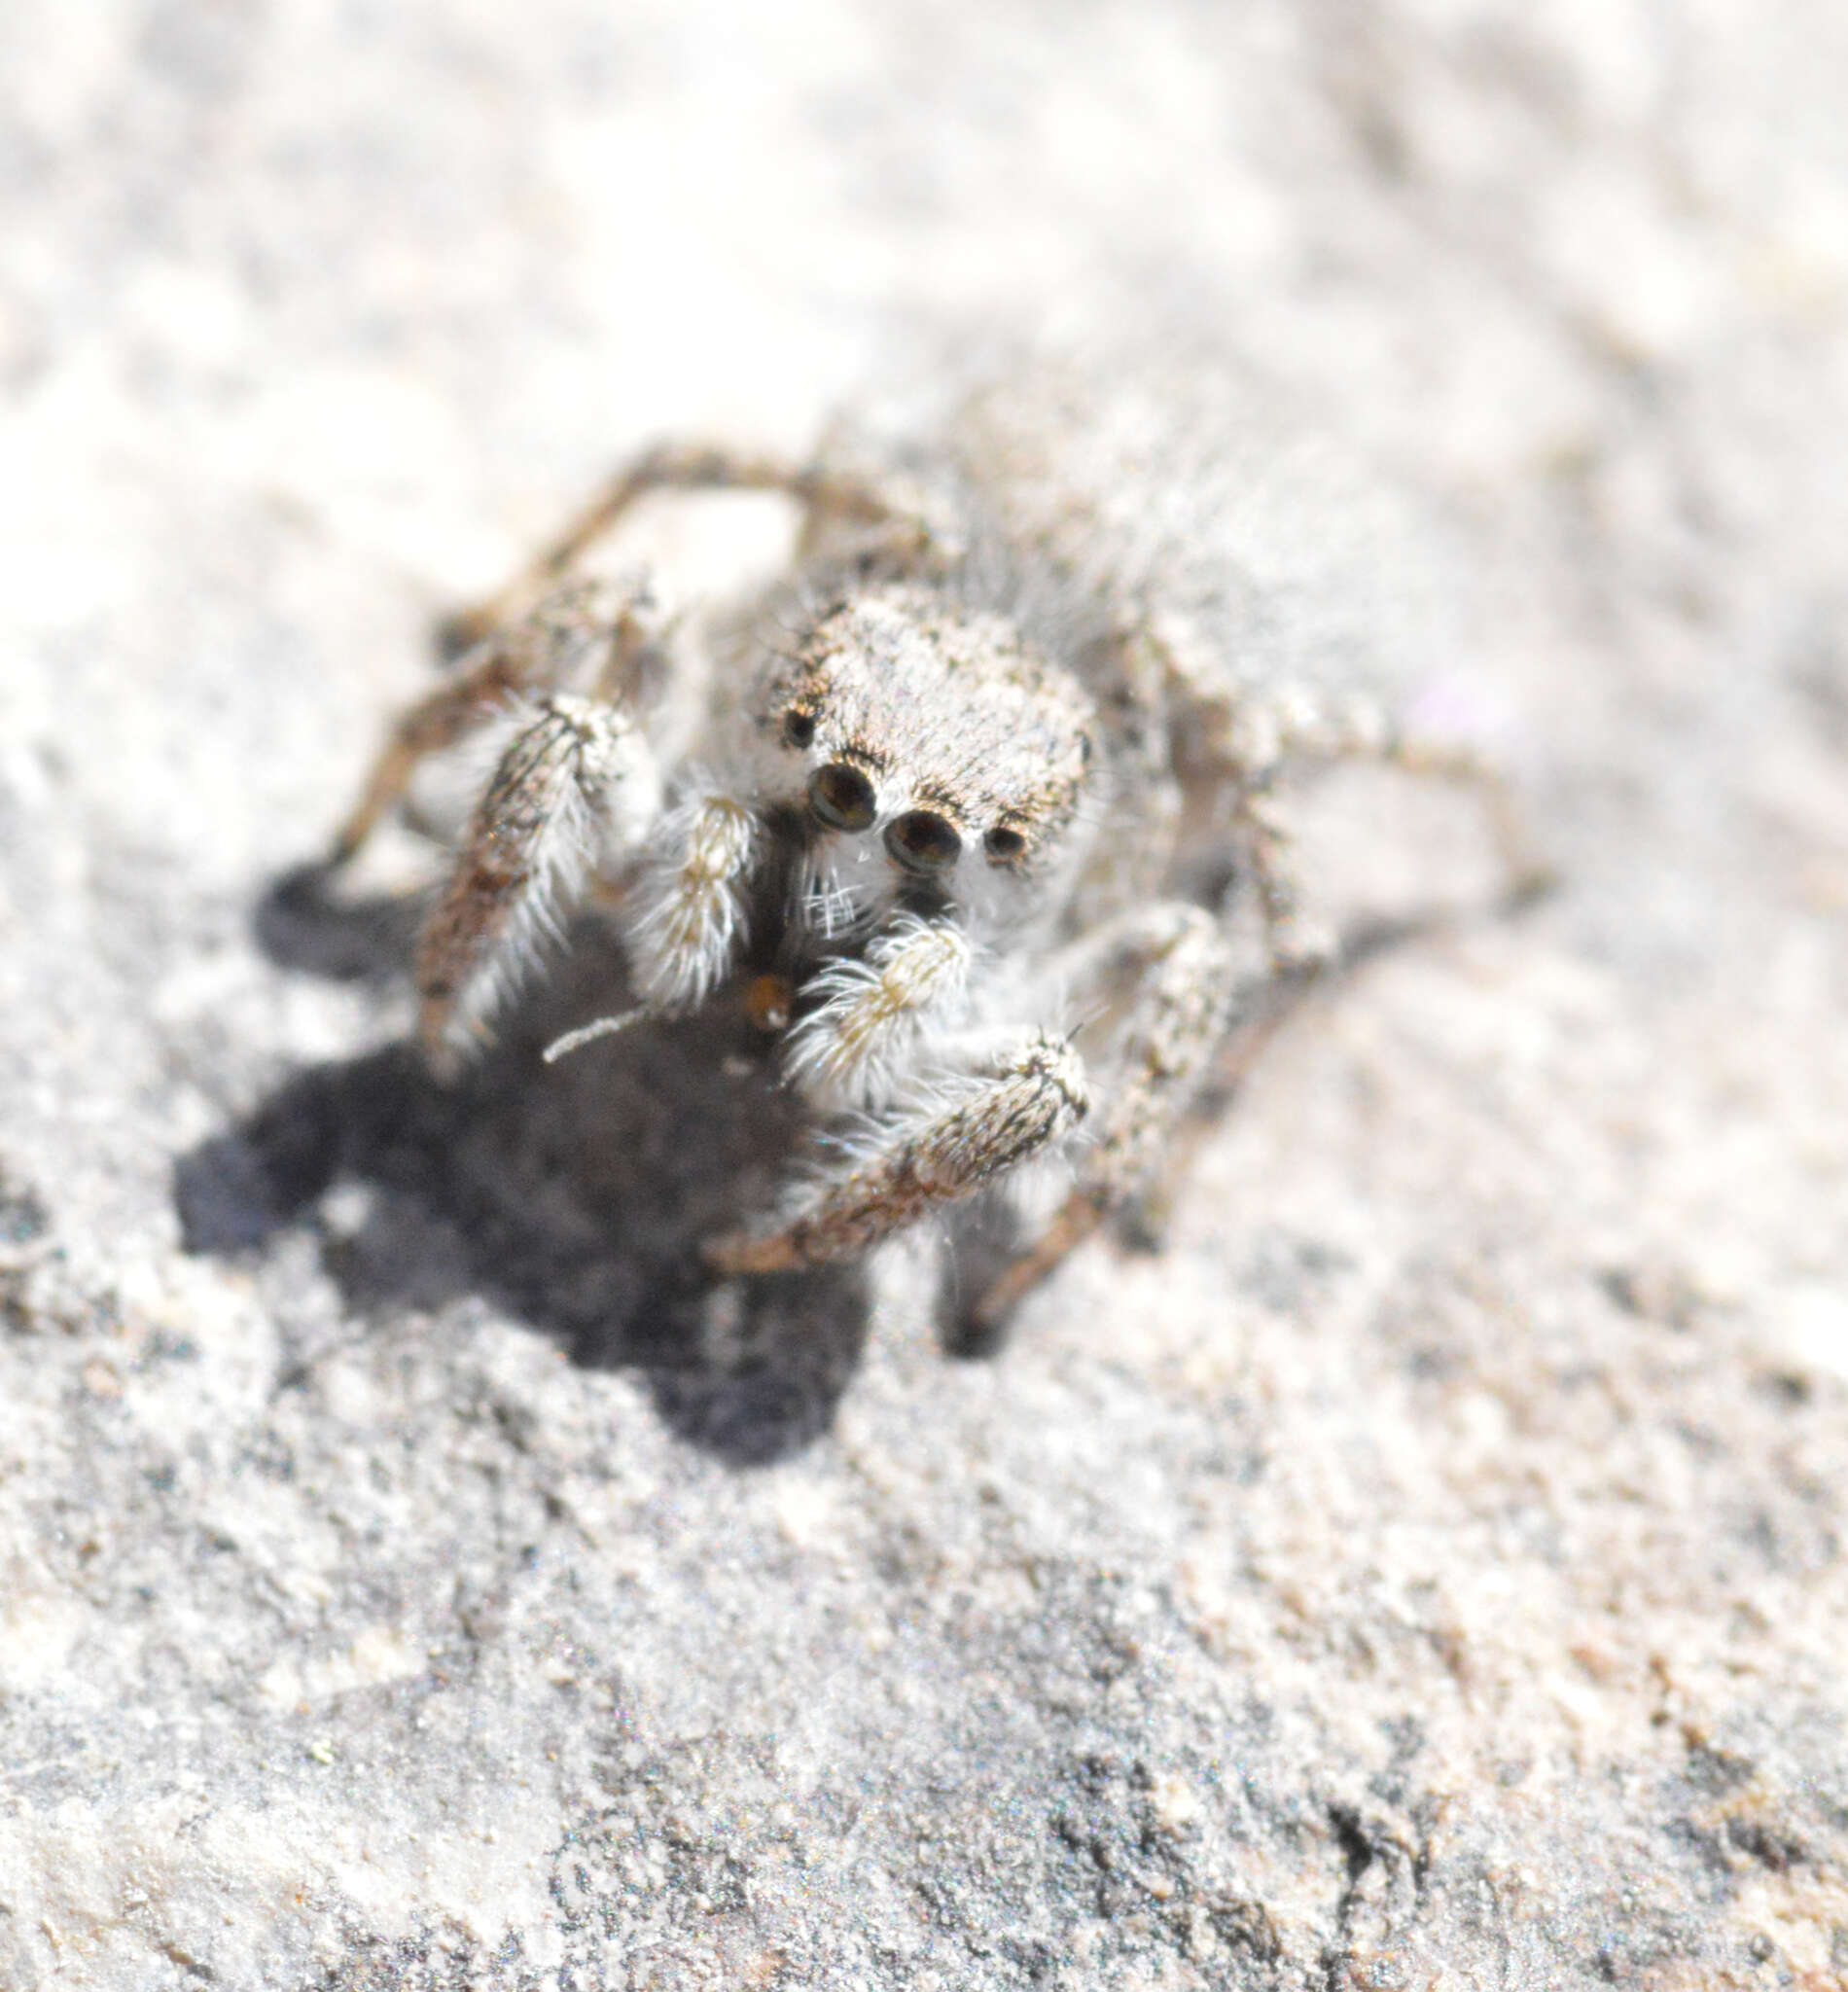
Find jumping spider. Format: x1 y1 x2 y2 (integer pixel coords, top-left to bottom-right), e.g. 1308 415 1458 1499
328 366 1541 1340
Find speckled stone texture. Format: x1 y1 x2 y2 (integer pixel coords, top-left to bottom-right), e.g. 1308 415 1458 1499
3 4 1847 1987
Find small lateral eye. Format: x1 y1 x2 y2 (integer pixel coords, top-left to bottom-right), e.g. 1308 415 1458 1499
808 761 877 833
983 824 1028 863
783 709 817 749
885 810 962 874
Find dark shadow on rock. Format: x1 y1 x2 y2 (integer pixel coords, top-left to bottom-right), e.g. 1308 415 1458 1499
932 1195 1029 1364
177 869 871 1465
255 861 428 985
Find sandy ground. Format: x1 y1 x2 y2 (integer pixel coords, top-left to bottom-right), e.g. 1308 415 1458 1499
3 3 1847 1986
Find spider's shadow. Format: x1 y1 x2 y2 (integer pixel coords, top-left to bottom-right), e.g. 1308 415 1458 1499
174 865 873 1464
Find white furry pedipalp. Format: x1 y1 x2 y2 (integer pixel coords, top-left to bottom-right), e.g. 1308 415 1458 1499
783 913 975 1111
624 782 761 1010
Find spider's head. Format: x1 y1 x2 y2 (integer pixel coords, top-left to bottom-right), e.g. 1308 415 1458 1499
764 587 1096 917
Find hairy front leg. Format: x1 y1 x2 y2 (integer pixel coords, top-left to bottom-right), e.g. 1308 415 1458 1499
705 1032 1088 1277
332 579 663 865
416 694 662 1069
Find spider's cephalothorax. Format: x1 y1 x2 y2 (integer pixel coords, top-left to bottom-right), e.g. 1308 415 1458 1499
765 587 1095 899
331 403 1541 1335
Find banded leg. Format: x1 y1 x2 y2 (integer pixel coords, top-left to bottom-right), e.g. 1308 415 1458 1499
1141 620 1552 967
704 1032 1088 1277
966 904 1245 1335
440 442 903 656
331 579 663 864
1227 706 1552 978
1358 725 1554 908
417 694 661 1069
1255 694 1551 904
1230 785 1332 977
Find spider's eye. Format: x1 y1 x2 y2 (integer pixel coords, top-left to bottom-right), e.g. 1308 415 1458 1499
885 810 962 874
808 761 877 833
783 709 817 749
983 824 1028 864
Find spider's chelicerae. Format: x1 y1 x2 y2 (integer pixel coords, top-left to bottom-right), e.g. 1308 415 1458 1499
329 359 1542 1338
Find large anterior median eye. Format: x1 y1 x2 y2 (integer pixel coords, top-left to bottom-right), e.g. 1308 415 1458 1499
808 761 877 833
884 810 962 874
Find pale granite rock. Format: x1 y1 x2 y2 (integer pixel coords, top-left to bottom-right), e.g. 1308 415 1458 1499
2 3 1846 1987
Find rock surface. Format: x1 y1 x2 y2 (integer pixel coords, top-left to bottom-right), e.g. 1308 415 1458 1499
3 3 1847 1987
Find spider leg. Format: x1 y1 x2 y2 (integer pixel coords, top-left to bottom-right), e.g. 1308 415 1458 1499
1228 694 1553 970
1135 619 1552 971
422 740 770 1066
1124 882 1490 1259
704 1031 1088 1277
415 692 662 1070
1230 785 1334 977
331 579 663 864
1350 722 1554 908
1250 696 1552 951
438 441 905 656
963 903 1246 1337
